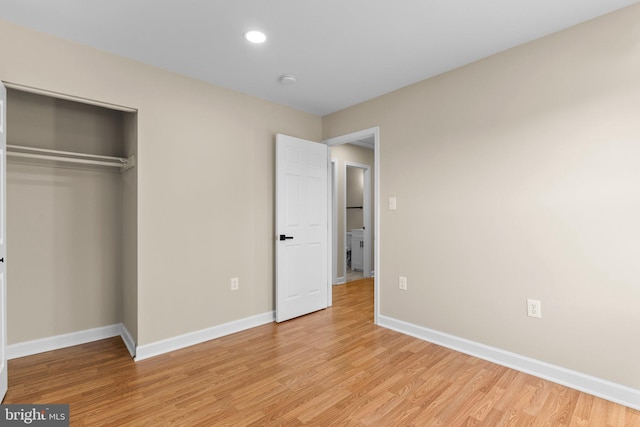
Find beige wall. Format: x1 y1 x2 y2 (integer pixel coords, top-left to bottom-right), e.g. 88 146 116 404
122 113 138 343
6 89 125 155
330 144 375 279
7 164 123 342
0 19 321 346
324 5 640 389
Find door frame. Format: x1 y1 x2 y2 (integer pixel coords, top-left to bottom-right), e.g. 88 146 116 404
331 159 338 285
0 81 7 401
324 127 380 324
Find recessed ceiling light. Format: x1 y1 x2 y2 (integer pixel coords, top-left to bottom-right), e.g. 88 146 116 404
244 30 266 44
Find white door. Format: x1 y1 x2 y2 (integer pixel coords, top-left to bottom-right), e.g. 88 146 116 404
0 82 7 401
276 134 328 322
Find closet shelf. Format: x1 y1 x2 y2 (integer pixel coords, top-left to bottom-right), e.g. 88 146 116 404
6 144 135 172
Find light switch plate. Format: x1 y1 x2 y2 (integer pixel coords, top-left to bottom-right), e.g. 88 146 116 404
389 197 397 210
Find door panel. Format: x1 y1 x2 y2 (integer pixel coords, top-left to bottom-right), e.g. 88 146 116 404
276 134 328 322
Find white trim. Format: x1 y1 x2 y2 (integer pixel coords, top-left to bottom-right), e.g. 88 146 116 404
324 128 379 147
325 152 335 307
373 127 380 324
8 324 123 359
378 315 640 411
120 324 136 358
331 158 338 287
335 276 346 285
135 311 275 361
3 81 137 113
349 139 375 150
323 126 380 324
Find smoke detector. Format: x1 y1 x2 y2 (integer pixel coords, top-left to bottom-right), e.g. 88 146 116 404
279 74 297 85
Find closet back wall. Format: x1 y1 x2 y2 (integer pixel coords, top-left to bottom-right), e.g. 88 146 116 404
7 89 125 344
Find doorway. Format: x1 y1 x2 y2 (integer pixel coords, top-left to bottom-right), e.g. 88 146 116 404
344 163 371 283
324 127 379 324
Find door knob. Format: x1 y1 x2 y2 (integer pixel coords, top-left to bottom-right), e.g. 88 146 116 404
279 235 294 241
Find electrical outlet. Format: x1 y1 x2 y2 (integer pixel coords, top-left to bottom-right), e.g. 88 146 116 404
527 299 541 318
399 276 407 290
231 277 239 291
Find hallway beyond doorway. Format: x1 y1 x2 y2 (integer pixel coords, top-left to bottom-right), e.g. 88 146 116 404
346 267 364 283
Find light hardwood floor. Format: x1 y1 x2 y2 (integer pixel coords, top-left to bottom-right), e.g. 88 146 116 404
5 278 640 426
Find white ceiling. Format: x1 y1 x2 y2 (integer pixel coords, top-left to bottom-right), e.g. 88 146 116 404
0 0 637 116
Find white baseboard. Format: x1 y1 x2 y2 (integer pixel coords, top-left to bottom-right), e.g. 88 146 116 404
119 324 136 358
378 315 640 411
8 324 123 360
334 276 346 285
7 312 274 363
135 311 275 361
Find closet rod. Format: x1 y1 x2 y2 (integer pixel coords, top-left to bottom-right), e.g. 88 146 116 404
7 144 127 162
6 144 133 169
7 151 125 168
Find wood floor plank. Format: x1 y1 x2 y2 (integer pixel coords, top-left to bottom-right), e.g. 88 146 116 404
5 278 639 426
467 382 508 422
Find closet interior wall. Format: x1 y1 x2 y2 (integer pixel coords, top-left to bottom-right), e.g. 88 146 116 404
6 88 137 348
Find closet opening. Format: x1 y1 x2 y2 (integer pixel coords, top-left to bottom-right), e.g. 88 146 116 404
5 86 137 359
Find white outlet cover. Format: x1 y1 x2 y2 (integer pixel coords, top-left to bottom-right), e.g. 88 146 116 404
527 298 541 318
